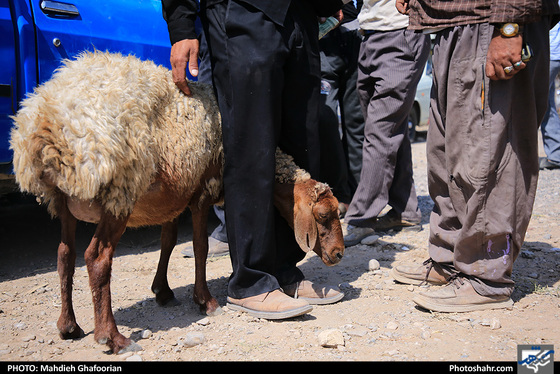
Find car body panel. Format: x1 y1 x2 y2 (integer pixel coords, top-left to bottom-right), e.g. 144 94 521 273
1 0 188 171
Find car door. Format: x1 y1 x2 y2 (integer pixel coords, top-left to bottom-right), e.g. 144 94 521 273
31 0 174 84
2 0 183 168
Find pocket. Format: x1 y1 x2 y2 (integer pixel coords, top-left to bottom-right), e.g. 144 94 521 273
451 58 489 182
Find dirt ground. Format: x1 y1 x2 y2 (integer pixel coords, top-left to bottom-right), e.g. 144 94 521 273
0 138 559 363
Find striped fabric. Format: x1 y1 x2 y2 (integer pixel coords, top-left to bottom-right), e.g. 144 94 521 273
407 0 559 30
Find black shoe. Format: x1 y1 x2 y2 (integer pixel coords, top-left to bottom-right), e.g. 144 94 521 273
539 157 560 170
374 209 422 233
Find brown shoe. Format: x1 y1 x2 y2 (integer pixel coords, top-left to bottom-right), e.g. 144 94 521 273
413 275 514 313
390 258 455 285
374 209 422 233
282 280 344 305
226 289 312 320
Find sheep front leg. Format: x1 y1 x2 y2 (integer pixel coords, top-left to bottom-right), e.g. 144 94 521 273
84 211 139 354
190 205 221 316
56 197 83 340
151 219 181 306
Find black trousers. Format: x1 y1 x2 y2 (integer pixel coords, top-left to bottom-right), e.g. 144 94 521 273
318 25 365 204
203 0 322 299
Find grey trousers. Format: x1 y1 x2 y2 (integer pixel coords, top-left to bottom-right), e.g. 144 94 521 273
345 28 430 228
427 21 550 296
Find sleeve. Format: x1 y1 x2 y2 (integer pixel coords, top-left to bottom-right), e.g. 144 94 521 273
488 0 541 24
161 0 199 45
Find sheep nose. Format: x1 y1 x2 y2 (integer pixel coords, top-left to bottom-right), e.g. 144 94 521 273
336 252 343 260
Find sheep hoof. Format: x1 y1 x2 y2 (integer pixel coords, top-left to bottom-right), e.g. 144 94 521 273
153 287 178 307
58 324 84 340
199 298 221 316
206 305 223 317
117 341 142 355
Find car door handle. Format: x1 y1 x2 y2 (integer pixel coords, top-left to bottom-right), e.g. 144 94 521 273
40 0 79 17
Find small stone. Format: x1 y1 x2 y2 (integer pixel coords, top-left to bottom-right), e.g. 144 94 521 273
368 259 381 271
180 332 205 348
13 322 27 330
318 329 345 348
385 349 400 356
386 321 399 330
490 318 501 330
22 335 36 342
140 329 152 339
347 328 369 337
521 250 536 259
421 330 431 340
361 235 380 246
125 354 143 361
196 317 210 326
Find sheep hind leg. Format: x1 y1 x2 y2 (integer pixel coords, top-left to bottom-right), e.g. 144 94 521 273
56 196 84 340
190 205 221 316
84 211 140 354
151 218 181 306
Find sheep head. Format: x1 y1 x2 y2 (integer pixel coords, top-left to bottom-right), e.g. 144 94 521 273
274 179 344 266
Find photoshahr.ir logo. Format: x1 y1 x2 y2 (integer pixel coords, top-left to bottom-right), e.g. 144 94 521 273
517 345 554 374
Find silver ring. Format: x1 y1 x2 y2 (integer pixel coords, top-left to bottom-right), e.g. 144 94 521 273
514 61 523 68
504 66 514 74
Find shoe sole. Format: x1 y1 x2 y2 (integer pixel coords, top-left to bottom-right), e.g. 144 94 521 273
296 292 345 305
389 268 447 286
412 295 514 313
375 224 423 234
226 303 313 320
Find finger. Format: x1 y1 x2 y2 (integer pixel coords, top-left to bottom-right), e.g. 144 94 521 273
485 61 498 80
396 0 410 15
335 10 343 23
189 49 199 78
172 63 192 96
499 66 515 80
513 60 526 70
176 78 192 96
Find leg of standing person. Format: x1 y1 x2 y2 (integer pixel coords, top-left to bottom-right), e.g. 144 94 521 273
343 29 429 246
318 29 352 207
339 25 365 194
202 0 342 319
540 59 560 169
393 21 550 312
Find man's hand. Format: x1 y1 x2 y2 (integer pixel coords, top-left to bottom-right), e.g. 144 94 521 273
170 38 199 96
396 0 410 15
485 31 525 81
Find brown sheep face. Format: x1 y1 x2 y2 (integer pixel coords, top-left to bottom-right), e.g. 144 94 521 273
292 181 345 266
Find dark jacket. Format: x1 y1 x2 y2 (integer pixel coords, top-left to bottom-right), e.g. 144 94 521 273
162 0 344 44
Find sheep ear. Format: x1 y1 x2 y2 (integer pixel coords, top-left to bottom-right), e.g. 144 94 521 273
294 203 317 253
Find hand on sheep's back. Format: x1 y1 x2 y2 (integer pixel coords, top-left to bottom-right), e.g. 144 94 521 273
170 38 200 96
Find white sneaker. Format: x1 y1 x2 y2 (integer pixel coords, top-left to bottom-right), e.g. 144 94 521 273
344 225 375 247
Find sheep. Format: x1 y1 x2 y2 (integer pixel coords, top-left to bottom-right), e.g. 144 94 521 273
9 51 344 354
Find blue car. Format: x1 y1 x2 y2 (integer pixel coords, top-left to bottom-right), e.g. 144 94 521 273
1 0 195 189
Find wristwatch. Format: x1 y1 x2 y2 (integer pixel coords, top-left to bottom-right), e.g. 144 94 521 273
499 23 520 37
